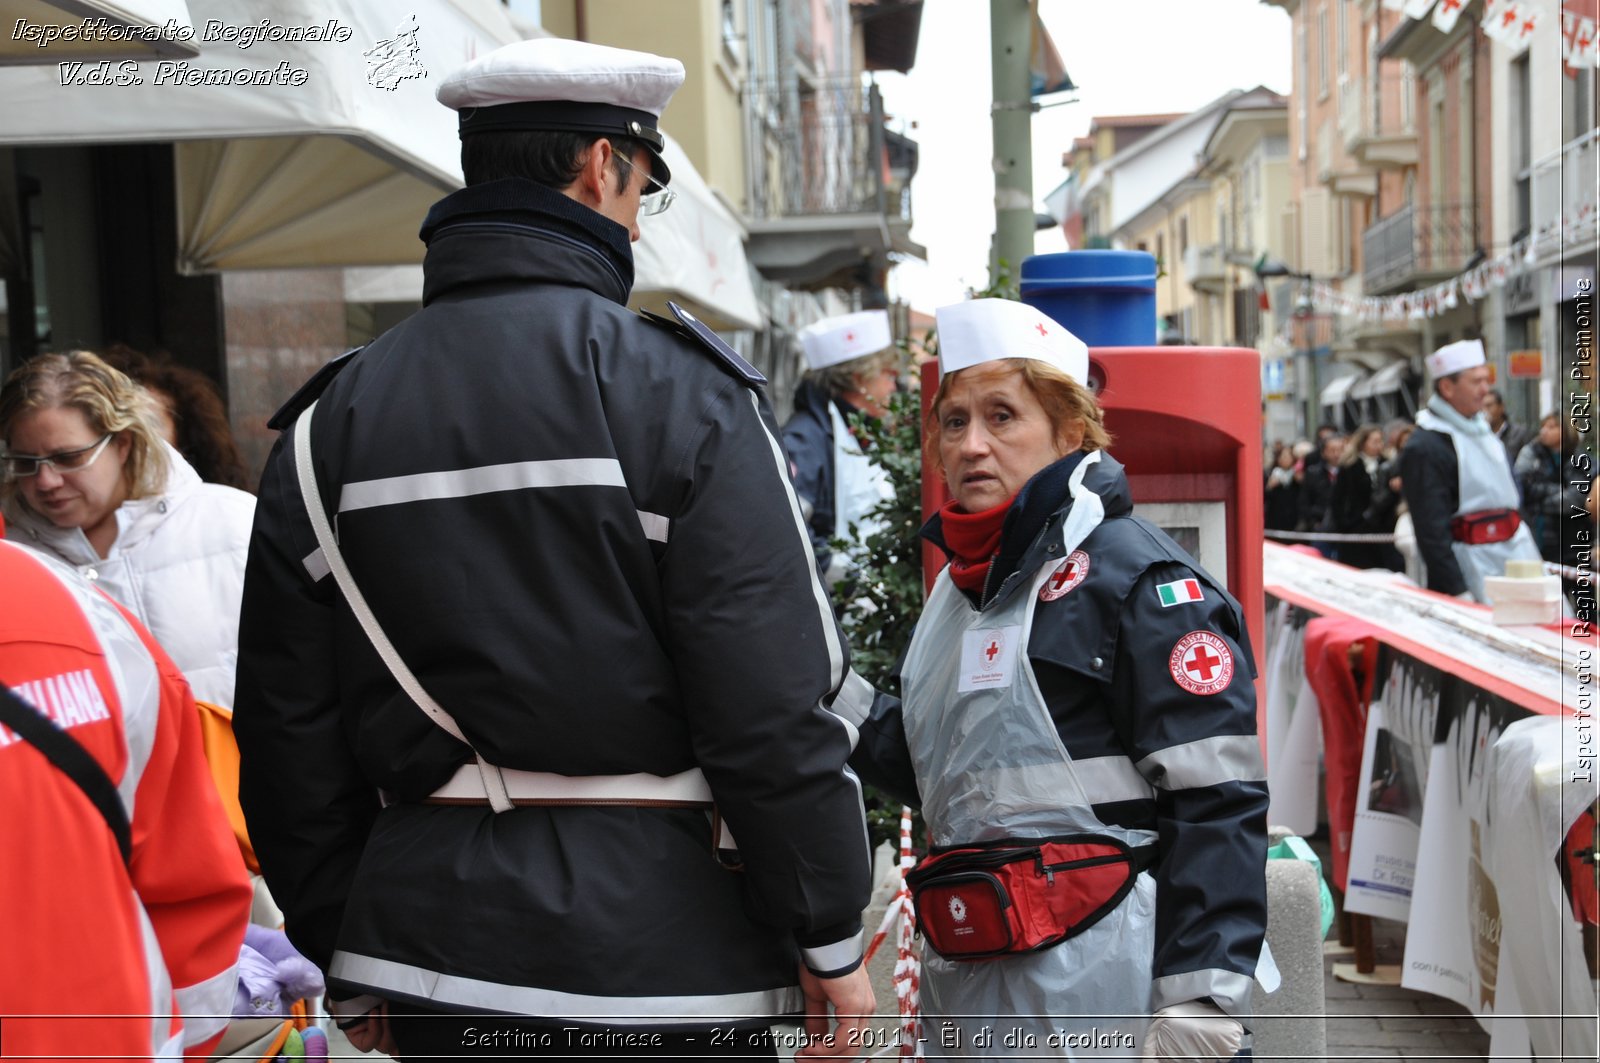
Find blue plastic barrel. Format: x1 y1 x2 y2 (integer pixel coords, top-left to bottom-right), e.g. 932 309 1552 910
1020 250 1157 347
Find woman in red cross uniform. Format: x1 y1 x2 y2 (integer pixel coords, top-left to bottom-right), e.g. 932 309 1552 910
844 298 1276 1061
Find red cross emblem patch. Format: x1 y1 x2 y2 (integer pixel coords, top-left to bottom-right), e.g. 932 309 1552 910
1168 631 1234 696
982 631 1004 667
1040 549 1090 601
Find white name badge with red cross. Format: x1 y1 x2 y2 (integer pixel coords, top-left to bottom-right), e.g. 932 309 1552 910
1168 630 1235 695
960 625 1021 692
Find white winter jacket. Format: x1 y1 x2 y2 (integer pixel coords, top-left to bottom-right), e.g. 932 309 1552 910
4 444 254 708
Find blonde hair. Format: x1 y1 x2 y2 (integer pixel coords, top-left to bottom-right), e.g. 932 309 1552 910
0 351 169 511
807 347 901 398
924 358 1112 477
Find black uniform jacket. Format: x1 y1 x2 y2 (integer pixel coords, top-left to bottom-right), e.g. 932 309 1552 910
234 178 870 1019
1399 427 1470 595
851 452 1270 1008
780 379 846 578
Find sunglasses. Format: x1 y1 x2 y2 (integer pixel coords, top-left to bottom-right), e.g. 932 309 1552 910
614 154 676 217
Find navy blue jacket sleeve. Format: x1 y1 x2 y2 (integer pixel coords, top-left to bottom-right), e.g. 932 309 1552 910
233 419 382 973
1108 562 1268 1018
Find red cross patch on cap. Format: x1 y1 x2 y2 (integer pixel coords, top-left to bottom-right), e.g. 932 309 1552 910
1040 550 1090 601
1168 631 1234 696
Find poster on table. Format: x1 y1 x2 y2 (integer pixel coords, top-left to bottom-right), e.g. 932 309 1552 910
1400 670 1528 1020
1263 599 1318 834
1482 715 1599 1061
1342 702 1423 921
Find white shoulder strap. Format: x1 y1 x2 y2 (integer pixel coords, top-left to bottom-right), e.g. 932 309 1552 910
293 402 514 812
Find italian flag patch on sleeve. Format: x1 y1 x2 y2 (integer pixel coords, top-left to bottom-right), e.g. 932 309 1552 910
1156 578 1205 607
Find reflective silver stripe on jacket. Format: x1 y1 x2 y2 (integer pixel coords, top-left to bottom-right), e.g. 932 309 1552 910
1072 754 1155 805
1136 734 1266 791
337 457 670 542
801 930 865 975
1152 967 1263 1019
329 951 803 1024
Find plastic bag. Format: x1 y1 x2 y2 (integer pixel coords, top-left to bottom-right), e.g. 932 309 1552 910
1268 833 1335 939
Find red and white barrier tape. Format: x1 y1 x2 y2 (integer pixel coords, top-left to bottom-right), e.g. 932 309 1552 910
894 807 922 1059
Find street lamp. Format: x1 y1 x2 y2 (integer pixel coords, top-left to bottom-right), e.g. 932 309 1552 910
1254 256 1317 439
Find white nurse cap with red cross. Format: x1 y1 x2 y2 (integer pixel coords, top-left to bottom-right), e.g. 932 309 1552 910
799 310 893 371
934 298 1088 384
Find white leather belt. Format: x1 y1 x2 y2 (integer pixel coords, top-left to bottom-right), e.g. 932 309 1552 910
427 763 715 806
425 764 738 851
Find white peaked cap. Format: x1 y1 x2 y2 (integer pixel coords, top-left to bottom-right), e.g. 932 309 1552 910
1425 338 1486 379
799 310 893 371
437 38 685 183
934 299 1089 383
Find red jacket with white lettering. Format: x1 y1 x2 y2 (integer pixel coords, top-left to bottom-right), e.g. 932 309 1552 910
0 539 251 1059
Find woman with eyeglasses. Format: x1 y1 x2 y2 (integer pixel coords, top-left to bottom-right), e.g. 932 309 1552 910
0 351 255 712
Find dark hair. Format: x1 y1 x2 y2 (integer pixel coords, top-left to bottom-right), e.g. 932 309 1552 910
461 130 650 191
99 345 252 492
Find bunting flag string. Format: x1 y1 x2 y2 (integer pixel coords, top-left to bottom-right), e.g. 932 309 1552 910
1390 0 1591 61
1297 200 1597 323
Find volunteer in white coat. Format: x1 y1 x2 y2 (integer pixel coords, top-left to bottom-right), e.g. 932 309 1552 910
844 299 1276 1060
1399 339 1543 602
781 310 901 586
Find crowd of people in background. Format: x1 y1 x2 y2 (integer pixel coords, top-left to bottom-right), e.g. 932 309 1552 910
1263 384 1595 614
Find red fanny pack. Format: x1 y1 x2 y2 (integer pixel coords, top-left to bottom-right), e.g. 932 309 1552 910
1449 509 1521 545
905 836 1150 961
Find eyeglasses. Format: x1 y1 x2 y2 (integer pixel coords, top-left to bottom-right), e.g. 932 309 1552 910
614 154 676 217
2 434 115 479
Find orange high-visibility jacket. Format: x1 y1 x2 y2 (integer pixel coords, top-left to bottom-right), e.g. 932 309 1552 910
0 540 252 1059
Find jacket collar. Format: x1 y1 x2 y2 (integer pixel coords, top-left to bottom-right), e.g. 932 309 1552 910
922 450 1134 608
419 178 635 307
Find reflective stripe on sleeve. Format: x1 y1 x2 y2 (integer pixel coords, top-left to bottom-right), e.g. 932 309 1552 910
1151 967 1259 1019
800 929 865 976
832 669 875 729
173 961 239 1045
637 510 670 543
303 546 330 582
1136 734 1266 791
1073 754 1155 805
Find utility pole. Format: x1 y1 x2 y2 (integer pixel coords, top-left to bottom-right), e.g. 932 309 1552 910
989 0 1033 290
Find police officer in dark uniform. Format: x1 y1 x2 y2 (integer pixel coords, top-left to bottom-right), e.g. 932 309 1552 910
234 37 873 1059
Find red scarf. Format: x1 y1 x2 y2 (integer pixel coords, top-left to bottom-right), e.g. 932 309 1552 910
939 495 1015 593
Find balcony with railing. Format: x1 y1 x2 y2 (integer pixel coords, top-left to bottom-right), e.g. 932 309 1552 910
1184 242 1228 294
743 77 922 288
1523 127 1599 255
1340 68 1418 169
1319 106 1376 199
1362 202 1478 294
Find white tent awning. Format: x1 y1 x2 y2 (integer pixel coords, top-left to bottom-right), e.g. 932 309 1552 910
1320 372 1364 407
1349 360 1410 400
0 0 522 271
0 0 199 63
